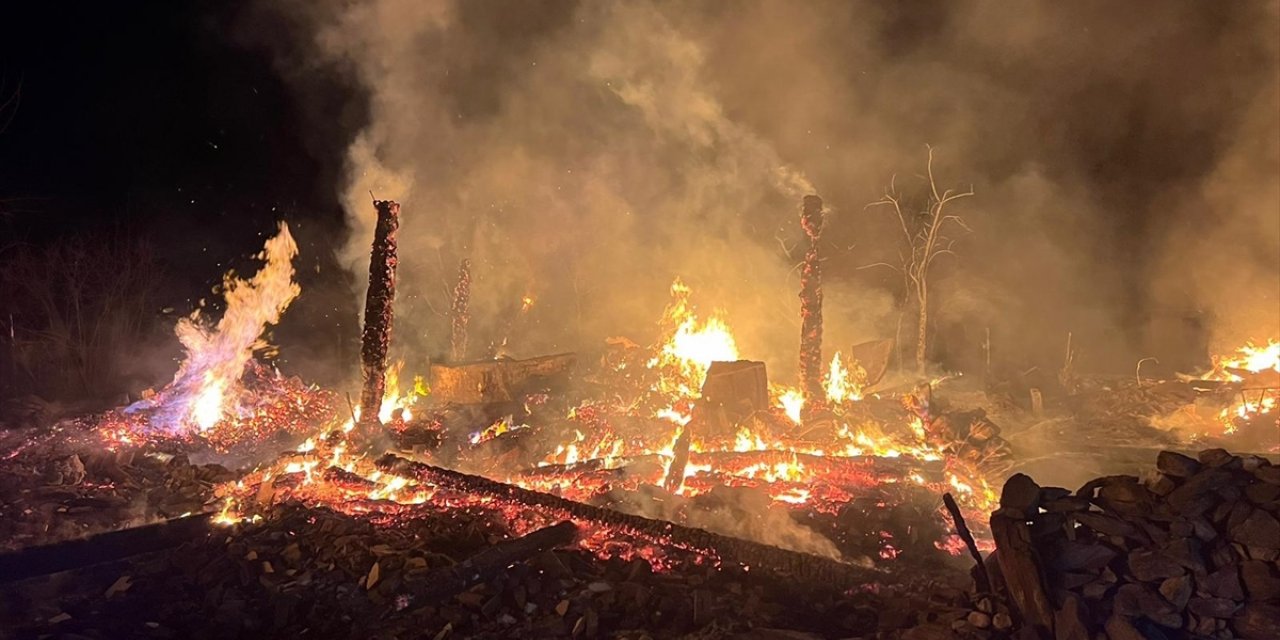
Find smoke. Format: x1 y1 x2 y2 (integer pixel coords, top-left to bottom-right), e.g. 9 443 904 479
244 0 1278 375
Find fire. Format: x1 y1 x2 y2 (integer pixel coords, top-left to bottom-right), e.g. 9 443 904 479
1204 340 1280 381
123 223 301 435
648 279 738 399
774 386 805 424
824 351 864 405
1202 339 1279 433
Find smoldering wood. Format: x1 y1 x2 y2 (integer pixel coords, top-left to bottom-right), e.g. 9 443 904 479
358 200 400 431
798 195 825 418
376 454 887 590
700 360 769 416
942 492 991 594
663 424 691 492
450 258 471 362
428 353 576 405
0 512 214 583
412 520 578 603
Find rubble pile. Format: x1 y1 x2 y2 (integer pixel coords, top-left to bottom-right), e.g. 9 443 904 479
0 502 970 639
0 429 229 551
952 448 1280 640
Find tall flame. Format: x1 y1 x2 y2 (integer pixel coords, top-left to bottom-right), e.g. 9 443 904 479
127 223 300 434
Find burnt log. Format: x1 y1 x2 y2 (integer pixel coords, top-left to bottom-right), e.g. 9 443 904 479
0 512 214 583
412 521 578 602
429 353 575 405
798 195 825 418
376 454 886 590
358 199 400 431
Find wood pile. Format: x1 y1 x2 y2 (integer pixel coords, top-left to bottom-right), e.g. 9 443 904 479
951 448 1280 640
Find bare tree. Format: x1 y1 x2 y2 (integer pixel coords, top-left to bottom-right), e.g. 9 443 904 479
867 147 973 373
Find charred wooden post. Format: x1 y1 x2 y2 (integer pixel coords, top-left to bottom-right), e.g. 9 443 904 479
358 199 400 432
798 195 825 418
376 453 886 590
450 258 471 362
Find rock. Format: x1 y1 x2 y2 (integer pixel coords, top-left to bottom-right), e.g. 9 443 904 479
1246 482 1280 505
1097 477 1155 516
1158 575 1192 610
1157 451 1201 478
1114 583 1181 628
966 611 991 629
1198 449 1237 468
1001 474 1042 517
992 612 1012 630
1230 509 1280 549
1148 475 1178 497
1188 597 1240 618
1042 496 1092 513
1240 561 1280 600
1052 541 1118 572
1234 603 1280 639
1255 466 1280 486
1040 487 1072 502
1128 549 1186 582
1053 595 1091 640
1075 512 1141 540
1163 537 1208 574
1202 566 1243 601
1166 469 1234 517
1104 615 1146 640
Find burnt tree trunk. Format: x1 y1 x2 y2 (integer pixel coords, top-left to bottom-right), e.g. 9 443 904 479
798 195 825 419
358 200 400 433
450 258 471 362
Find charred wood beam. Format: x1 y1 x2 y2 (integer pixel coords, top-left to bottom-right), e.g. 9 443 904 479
359 200 401 432
412 521 579 602
450 258 471 362
798 195 825 419
0 512 214 584
942 492 991 594
376 454 886 590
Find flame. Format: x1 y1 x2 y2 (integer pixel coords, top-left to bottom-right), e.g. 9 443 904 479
124 223 300 435
1202 339 1280 433
648 279 738 400
774 386 805 424
824 351 865 405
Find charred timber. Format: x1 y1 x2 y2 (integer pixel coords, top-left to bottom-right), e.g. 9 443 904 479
359 200 400 432
411 521 578 603
450 258 471 362
376 454 886 590
798 195 825 418
0 512 214 583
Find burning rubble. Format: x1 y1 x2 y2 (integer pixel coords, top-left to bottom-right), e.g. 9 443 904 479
0 193 1275 639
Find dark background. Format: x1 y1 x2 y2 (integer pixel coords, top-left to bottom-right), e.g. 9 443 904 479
1 1 361 399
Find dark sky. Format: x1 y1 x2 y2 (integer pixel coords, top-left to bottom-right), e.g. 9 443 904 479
1 1 360 382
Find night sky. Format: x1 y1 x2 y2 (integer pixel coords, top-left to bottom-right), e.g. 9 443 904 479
2 1 360 387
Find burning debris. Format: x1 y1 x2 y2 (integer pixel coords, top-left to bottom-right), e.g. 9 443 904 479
0 190 1273 639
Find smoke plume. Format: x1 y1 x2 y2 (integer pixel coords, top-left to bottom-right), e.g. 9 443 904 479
245 0 1279 375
